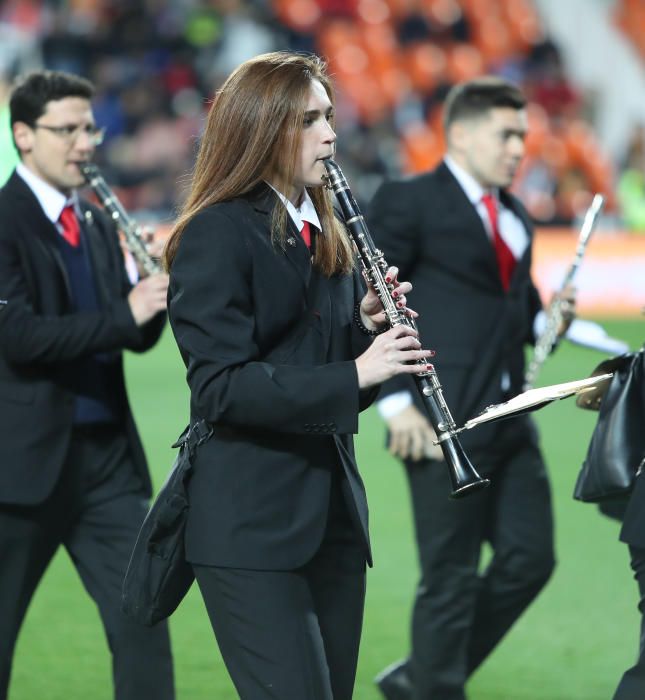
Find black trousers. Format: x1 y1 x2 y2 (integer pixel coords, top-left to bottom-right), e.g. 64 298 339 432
404 418 555 700
614 545 645 699
194 467 366 700
0 425 174 700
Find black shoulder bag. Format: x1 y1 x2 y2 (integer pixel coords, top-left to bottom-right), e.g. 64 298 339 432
122 419 213 626
574 347 645 503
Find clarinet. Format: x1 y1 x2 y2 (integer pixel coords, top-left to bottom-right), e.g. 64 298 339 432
79 162 162 276
524 193 604 389
323 159 489 498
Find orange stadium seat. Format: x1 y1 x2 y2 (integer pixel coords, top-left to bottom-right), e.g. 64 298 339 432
356 0 393 24
274 0 322 32
359 22 399 70
424 0 466 29
502 0 544 50
459 0 498 22
524 103 550 159
317 18 359 57
613 0 645 58
427 105 444 135
402 43 448 94
445 44 485 83
400 122 445 173
539 134 570 176
383 0 423 21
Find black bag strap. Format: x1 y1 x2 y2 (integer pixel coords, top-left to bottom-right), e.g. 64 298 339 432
171 419 213 458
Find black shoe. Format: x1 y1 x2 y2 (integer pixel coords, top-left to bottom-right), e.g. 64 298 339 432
375 659 412 700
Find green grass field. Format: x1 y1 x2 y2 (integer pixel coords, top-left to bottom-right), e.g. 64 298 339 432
9 318 644 699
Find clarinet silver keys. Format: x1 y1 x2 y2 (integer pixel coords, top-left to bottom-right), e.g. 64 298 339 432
323 158 489 498
79 162 163 276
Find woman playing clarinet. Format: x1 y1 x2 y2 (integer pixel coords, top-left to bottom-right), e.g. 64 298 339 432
162 51 432 700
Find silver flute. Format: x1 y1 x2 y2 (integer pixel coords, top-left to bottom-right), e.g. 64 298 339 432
79 162 162 276
323 158 489 498
524 193 605 389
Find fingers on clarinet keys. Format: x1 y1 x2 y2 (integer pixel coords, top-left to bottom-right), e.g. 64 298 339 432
384 265 399 285
355 326 435 389
390 277 412 308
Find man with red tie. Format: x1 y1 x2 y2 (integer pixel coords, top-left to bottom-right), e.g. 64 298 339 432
0 70 174 699
368 78 574 700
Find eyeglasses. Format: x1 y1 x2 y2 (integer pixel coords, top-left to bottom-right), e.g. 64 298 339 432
33 122 106 146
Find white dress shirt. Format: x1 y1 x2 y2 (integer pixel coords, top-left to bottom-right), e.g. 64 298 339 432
16 162 142 284
16 162 79 231
266 183 322 233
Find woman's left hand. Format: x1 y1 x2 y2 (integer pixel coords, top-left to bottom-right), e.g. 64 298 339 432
359 266 416 332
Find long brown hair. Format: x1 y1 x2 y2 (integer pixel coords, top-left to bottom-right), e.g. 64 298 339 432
164 52 354 277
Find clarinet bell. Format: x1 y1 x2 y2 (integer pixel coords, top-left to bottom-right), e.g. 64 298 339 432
440 438 490 498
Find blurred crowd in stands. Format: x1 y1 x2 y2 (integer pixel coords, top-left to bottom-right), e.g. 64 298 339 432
1 0 644 231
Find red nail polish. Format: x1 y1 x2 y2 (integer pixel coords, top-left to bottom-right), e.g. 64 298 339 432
392 290 398 298
385 276 391 283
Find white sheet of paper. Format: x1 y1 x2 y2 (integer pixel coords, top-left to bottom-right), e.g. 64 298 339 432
462 373 614 430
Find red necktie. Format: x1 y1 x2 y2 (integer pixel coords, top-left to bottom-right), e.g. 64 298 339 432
481 194 516 292
59 205 80 247
300 220 312 250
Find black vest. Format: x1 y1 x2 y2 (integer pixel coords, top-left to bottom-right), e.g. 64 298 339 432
57 228 121 424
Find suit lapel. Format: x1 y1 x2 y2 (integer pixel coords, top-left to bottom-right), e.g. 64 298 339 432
436 164 503 290
79 204 112 306
437 165 532 294
6 173 73 301
283 217 312 289
250 185 312 291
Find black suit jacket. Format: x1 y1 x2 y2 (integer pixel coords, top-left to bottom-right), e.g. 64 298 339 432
0 170 164 506
168 186 375 570
368 162 543 452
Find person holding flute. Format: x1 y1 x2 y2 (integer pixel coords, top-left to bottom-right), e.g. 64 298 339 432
369 77 576 700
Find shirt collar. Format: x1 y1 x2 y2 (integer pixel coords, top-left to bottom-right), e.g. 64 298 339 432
444 155 499 207
266 183 322 232
16 162 78 224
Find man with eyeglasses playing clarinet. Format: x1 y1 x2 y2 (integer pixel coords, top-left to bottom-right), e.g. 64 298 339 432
0 70 174 700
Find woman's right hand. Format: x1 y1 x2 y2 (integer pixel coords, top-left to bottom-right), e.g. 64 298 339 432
355 325 434 389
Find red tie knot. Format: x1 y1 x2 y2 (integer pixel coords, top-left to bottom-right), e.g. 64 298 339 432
300 220 313 249
59 204 80 247
481 193 498 222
